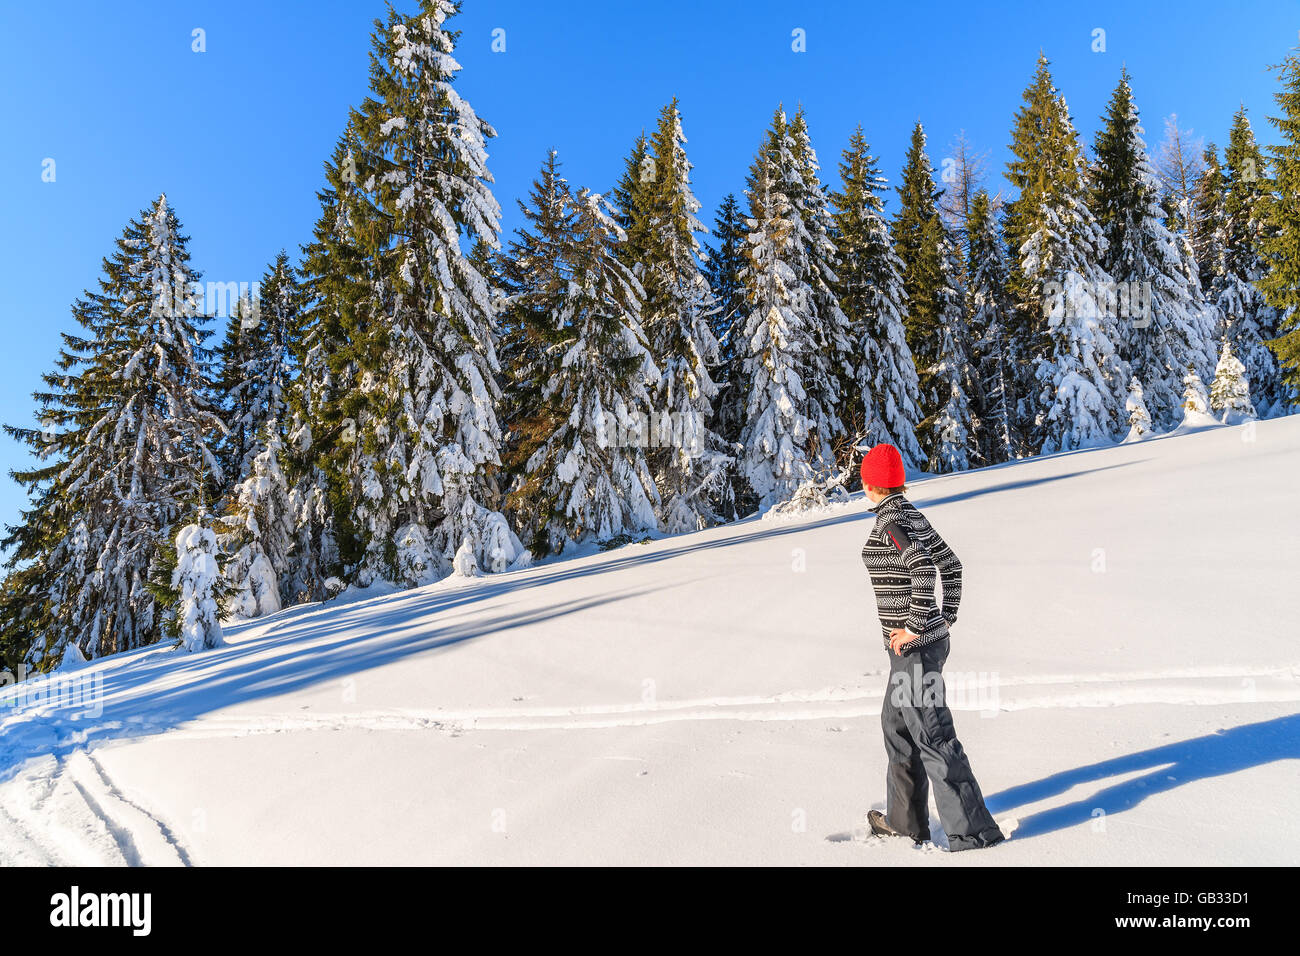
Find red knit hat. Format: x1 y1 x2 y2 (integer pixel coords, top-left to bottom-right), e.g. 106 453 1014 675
860 443 905 489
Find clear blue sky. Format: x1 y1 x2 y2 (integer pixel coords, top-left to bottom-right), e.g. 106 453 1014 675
1 0 1295 544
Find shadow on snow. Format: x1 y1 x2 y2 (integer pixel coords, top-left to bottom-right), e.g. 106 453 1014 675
985 713 1300 839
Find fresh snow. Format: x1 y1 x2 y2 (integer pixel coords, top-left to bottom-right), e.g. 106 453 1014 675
1 417 1297 865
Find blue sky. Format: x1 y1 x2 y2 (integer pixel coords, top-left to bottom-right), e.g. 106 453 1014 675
1 0 1296 543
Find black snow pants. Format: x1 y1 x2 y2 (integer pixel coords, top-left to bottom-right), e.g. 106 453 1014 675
880 637 1004 851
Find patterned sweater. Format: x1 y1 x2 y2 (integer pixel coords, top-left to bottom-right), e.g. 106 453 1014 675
860 493 962 650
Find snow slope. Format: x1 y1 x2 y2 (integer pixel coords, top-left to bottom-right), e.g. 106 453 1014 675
1 417 1297 866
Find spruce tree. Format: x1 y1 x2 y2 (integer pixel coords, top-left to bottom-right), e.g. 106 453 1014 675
215 295 259 487
216 252 302 616
1182 363 1211 416
828 127 924 468
966 190 1017 462
738 123 817 507
702 193 749 449
1259 44 1300 402
172 524 226 652
0 568 44 673
892 121 945 398
3 195 224 663
495 233 537 440
929 221 978 471
788 107 854 465
1210 340 1257 422
610 131 651 276
336 0 523 584
1091 70 1217 429
499 150 580 548
223 253 300 485
1004 55 1129 453
516 181 662 553
636 99 731 532
2 411 70 668
1219 107 1282 414
1192 145 1228 294
223 423 293 619
1124 377 1153 440
282 133 369 603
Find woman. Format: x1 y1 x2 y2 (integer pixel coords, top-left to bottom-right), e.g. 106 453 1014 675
858 442 1005 851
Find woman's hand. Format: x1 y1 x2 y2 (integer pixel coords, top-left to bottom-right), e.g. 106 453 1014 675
889 628 921 655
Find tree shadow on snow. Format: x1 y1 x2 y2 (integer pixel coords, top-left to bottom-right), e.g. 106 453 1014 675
907 460 1142 511
0 574 663 785
985 714 1300 839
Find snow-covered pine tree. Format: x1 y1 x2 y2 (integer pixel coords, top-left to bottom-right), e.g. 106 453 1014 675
1218 107 1282 414
929 221 978 471
281 134 373 604
1210 340 1257 423
215 294 259 488
1004 56 1060 362
1124 377 1153 440
738 120 818 508
1182 363 1212 416
224 253 300 484
1192 145 1229 295
520 183 662 553
1173 221 1221 384
788 107 854 466
0 483 67 670
217 252 303 616
966 189 1017 463
315 144 408 582
223 421 294 619
828 126 925 469
2 410 71 669
0 569 43 674
1090 70 1217 430
499 154 571 398
1031 220 1131 454
700 194 752 519
892 122 983 466
1259 44 1300 405
338 0 523 585
3 195 225 664
172 524 225 652
609 131 651 276
702 193 749 449
1004 56 1130 454
636 99 732 533
892 121 945 406
498 150 579 549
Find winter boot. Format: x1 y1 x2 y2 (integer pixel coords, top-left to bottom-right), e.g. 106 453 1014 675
866 809 923 843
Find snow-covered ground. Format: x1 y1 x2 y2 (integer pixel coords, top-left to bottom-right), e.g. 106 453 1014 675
2 416 1297 866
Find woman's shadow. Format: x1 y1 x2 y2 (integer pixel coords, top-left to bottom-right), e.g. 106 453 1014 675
986 713 1300 838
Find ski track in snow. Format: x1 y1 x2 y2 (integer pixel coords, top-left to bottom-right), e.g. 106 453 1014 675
28 661 1297 740
0 750 192 867
3 664 1290 865
190 662 1300 732
1 645 1296 864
